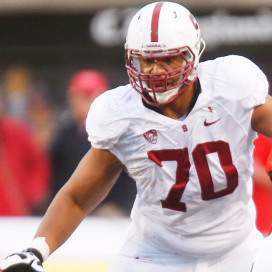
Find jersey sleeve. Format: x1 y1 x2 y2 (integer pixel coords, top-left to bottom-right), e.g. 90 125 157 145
251 61 269 107
85 90 130 160
216 55 269 108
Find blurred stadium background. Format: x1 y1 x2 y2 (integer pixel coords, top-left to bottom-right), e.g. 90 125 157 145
0 216 130 272
0 0 272 271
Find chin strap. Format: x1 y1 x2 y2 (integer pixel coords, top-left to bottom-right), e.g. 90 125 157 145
149 86 180 105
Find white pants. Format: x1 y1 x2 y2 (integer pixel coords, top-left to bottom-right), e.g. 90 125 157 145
252 234 272 272
108 227 263 272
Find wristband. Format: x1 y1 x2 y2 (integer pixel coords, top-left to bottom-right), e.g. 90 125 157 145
26 237 50 262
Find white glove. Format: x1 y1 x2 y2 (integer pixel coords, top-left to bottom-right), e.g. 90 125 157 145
0 249 46 272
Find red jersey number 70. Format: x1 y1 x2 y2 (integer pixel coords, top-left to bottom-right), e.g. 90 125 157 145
147 140 239 212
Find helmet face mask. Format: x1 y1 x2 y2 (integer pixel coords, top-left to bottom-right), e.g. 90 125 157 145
125 1 205 107
125 46 196 105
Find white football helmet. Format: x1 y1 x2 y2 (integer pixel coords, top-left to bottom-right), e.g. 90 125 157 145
125 1 205 106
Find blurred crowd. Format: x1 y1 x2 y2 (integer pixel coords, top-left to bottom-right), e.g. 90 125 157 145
0 65 136 218
0 64 271 236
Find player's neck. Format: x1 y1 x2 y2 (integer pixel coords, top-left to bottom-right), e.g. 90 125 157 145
158 84 195 119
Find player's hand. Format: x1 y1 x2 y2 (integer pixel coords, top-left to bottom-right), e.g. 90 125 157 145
0 250 46 272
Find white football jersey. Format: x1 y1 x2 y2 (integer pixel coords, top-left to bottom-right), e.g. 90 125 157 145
86 55 269 257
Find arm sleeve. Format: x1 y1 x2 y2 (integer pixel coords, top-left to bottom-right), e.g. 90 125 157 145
85 93 130 162
243 57 269 107
218 56 269 108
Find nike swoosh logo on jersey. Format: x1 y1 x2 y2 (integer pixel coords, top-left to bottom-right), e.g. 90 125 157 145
204 118 221 126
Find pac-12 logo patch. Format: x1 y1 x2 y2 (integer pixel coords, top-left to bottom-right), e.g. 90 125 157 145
143 129 158 144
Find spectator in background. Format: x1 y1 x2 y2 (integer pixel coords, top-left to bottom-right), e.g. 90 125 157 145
3 65 55 149
253 133 272 236
49 70 136 216
26 91 55 150
4 66 32 120
0 91 51 215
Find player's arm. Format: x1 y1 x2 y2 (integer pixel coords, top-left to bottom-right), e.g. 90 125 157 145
35 146 123 252
252 94 272 180
0 146 123 272
251 95 272 139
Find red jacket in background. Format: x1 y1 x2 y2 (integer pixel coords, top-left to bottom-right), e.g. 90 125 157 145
0 116 50 215
253 134 272 236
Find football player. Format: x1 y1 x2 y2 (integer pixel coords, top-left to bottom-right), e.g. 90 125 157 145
1 2 272 272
